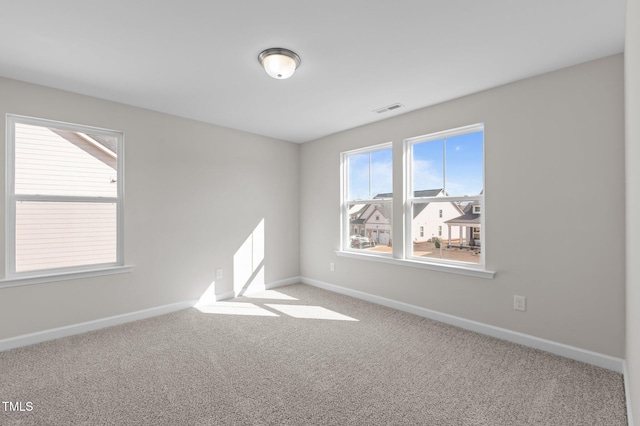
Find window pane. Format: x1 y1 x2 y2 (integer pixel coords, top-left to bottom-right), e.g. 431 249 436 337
369 149 393 198
444 131 483 196
348 202 392 254
15 201 117 272
412 139 444 193
347 148 392 200
15 123 118 197
411 201 480 264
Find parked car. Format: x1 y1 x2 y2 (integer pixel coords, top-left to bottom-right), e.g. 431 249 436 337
350 236 372 249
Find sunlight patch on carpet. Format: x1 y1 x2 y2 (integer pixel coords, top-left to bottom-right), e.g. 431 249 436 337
244 290 298 301
195 302 279 317
264 304 358 321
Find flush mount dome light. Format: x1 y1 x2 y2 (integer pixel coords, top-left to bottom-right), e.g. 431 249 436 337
258 48 301 79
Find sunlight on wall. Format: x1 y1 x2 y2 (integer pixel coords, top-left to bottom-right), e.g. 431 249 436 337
196 281 217 306
233 219 265 296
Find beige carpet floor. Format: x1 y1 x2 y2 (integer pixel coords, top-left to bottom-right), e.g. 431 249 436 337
0 283 628 425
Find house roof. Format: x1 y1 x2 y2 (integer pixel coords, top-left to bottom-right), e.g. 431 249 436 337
375 189 444 199
445 203 480 225
350 202 393 225
87 133 117 154
373 189 467 219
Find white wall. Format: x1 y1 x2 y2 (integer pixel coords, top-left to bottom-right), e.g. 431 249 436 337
300 55 625 358
0 77 300 339
626 0 640 421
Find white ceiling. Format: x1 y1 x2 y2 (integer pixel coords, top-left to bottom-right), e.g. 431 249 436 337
0 1 625 143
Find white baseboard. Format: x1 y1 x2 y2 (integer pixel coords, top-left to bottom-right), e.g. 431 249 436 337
624 361 635 426
300 276 625 373
215 291 236 301
0 299 198 353
266 276 301 290
1 276 304 351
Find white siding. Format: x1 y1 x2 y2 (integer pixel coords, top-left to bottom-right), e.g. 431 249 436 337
13 123 118 272
412 202 461 242
15 202 117 272
15 124 116 197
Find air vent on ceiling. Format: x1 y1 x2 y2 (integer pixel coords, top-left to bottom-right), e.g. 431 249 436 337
373 103 404 114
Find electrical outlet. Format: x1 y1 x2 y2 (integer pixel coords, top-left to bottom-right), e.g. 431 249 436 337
514 295 526 311
330 262 335 272
216 269 223 279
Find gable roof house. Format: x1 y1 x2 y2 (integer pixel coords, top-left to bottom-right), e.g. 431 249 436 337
0 1 638 424
349 200 392 246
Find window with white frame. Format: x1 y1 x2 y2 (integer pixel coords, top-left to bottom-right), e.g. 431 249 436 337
6 115 124 277
406 123 484 266
341 143 392 255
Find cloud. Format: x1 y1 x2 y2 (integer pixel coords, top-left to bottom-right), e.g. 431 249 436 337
348 155 392 199
412 159 442 191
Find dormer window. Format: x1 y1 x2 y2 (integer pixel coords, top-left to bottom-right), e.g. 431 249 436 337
473 205 481 214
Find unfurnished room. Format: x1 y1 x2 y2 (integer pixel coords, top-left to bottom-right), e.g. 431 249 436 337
0 1 639 425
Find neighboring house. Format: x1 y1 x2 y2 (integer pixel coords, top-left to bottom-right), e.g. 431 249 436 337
349 189 466 247
444 201 481 248
409 189 464 243
14 124 118 272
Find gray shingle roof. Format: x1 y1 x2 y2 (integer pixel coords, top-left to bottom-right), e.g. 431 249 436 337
87 133 117 154
445 202 480 225
374 189 443 199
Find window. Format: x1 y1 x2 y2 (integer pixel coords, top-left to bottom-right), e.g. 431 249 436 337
6 115 124 278
339 123 489 277
406 123 484 266
341 143 392 255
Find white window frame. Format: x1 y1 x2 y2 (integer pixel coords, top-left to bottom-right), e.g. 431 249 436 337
404 123 486 269
4 114 126 281
338 126 493 279
340 142 392 257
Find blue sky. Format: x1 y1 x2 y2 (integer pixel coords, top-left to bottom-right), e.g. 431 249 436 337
413 130 483 196
347 130 483 200
348 148 393 200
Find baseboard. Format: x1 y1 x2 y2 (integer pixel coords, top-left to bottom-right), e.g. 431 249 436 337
266 276 301 290
624 361 635 426
0 299 198 353
215 291 236 301
300 276 625 373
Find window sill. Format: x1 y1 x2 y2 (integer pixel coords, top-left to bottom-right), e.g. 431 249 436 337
0 265 135 289
336 251 495 279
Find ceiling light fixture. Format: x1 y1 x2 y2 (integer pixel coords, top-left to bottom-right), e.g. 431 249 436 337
258 48 301 79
